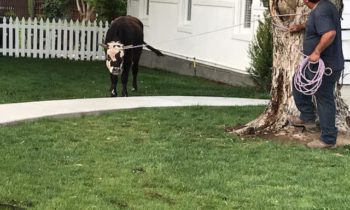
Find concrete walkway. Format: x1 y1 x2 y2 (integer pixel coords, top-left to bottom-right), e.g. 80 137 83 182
0 96 269 125
0 85 348 126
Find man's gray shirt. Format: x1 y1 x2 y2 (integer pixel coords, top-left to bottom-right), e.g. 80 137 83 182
303 0 344 71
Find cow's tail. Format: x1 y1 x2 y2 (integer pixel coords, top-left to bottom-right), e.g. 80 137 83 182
143 41 164 56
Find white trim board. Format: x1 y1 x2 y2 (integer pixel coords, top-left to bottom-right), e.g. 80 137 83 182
150 0 178 4
193 0 233 8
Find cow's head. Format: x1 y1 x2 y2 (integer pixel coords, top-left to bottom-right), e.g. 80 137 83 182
100 41 125 75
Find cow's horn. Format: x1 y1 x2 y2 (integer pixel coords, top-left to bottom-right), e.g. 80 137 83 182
99 43 108 49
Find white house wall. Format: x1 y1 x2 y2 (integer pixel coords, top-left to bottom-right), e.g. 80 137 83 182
342 0 350 84
128 0 265 74
127 0 349 84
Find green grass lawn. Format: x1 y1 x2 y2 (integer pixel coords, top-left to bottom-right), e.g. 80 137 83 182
0 57 268 104
2 56 349 209
1 107 350 210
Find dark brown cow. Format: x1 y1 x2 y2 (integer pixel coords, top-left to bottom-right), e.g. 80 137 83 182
101 16 163 97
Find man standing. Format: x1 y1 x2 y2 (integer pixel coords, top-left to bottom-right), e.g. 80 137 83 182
289 0 344 148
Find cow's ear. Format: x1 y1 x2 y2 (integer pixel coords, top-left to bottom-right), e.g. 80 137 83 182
99 43 108 49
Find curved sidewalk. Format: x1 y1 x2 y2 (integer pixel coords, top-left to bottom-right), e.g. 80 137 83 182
0 96 269 125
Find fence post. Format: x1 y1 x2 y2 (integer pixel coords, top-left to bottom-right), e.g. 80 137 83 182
68 19 74 60
97 20 107 60
50 18 56 58
27 18 32 57
39 18 44 59
80 21 86 61
57 19 62 58
87 20 92 60
97 20 103 60
91 20 97 61
33 18 38 58
14 17 20 58
44 18 50 58
63 19 68 59
1 17 7 56
74 19 79 61
7 17 14 56
20 17 26 57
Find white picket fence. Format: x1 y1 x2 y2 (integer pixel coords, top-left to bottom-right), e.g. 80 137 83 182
0 17 109 61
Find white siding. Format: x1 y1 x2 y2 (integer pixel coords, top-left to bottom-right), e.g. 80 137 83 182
128 0 265 74
129 0 350 82
342 0 350 84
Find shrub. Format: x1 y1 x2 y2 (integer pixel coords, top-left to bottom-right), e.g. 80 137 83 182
93 0 127 22
42 0 70 20
247 10 273 92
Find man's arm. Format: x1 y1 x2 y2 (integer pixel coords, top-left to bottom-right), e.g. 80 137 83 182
308 30 336 62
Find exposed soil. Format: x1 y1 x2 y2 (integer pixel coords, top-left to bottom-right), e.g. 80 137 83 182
232 125 350 147
230 125 350 147
0 203 26 210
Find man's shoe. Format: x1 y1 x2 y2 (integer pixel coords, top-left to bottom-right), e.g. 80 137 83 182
307 139 337 149
288 115 316 130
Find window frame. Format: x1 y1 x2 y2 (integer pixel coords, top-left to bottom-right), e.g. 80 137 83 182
139 0 150 26
243 0 253 29
178 0 193 33
232 0 253 39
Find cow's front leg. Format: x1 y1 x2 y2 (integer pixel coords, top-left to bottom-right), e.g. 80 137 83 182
131 64 138 92
110 74 118 97
121 57 132 97
121 69 129 97
131 49 142 92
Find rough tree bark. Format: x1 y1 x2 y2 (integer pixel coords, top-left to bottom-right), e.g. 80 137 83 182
76 0 95 21
234 0 350 139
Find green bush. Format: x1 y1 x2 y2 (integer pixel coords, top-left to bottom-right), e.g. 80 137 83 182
3 10 16 18
92 0 127 22
28 0 34 17
261 0 269 8
42 0 70 20
247 10 273 92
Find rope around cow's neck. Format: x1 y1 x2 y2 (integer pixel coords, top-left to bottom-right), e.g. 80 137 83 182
293 56 332 95
121 44 148 50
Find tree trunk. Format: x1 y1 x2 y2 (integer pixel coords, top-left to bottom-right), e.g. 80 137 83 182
234 0 350 138
76 0 95 21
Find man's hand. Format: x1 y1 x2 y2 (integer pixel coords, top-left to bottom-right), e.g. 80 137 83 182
308 51 321 62
310 30 336 62
289 24 305 33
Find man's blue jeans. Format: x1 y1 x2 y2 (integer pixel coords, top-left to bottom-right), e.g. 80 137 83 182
293 67 342 145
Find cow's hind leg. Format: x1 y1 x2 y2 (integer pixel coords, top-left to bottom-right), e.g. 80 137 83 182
110 74 118 97
121 55 132 97
131 49 142 92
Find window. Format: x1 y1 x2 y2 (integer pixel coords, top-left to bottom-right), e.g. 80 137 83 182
178 0 192 33
180 0 192 24
186 0 192 21
139 0 150 18
146 0 150 16
138 0 150 25
232 0 254 40
244 0 253 28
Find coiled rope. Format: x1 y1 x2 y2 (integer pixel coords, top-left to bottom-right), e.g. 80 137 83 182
293 56 332 95
269 14 334 95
